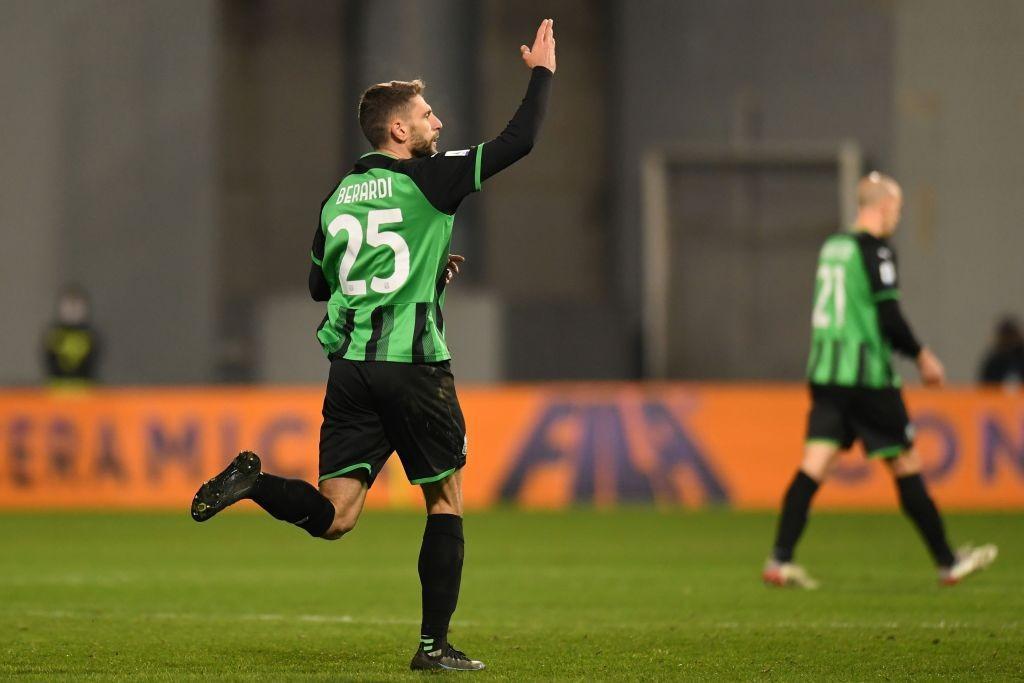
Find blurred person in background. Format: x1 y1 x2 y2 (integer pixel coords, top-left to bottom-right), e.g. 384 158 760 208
978 315 1024 388
191 18 556 673
763 172 997 589
42 285 100 386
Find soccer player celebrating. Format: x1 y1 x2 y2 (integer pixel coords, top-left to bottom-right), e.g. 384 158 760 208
191 19 556 670
763 172 997 589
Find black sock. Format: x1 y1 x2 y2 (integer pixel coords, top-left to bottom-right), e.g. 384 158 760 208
772 470 820 563
249 473 335 538
896 473 956 568
418 514 464 653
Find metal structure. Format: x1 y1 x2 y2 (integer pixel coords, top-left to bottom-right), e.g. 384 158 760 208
640 141 862 379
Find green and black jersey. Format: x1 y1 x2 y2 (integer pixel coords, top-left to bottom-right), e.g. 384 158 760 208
806 230 918 388
309 66 552 363
311 149 482 362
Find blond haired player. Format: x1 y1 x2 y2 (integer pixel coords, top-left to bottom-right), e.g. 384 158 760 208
764 173 997 589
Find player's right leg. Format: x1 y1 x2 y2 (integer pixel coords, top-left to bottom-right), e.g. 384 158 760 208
884 452 998 585
852 387 998 584
367 360 482 671
409 470 484 672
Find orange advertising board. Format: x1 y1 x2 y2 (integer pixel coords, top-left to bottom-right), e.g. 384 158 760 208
0 385 1022 510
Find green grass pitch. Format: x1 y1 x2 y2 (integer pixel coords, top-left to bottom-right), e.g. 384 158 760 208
0 509 1020 680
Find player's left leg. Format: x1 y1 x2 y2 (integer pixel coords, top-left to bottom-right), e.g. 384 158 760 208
191 451 339 539
764 442 841 589
192 357 388 538
765 385 852 588
771 442 838 561
885 452 997 585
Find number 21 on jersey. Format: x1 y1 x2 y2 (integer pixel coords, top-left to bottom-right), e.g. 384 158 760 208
812 264 846 329
326 208 410 295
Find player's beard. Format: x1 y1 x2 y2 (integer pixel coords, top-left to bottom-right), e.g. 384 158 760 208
410 128 439 158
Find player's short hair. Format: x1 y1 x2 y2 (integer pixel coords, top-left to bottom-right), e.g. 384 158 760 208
857 171 901 207
358 79 425 148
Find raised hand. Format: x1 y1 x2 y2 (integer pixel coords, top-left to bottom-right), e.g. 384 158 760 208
520 18 556 73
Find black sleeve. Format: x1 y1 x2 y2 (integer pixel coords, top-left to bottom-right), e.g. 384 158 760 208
309 226 330 301
857 235 921 357
859 237 901 302
877 298 922 358
403 66 553 215
478 66 552 181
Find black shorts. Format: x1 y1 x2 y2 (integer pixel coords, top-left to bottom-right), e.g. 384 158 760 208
318 358 467 487
806 384 913 458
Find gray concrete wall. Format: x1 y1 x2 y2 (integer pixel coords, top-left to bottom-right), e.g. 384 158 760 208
892 0 1024 382
0 0 218 384
216 0 345 381
613 0 894 379
0 1 65 385
479 1 609 303
480 1 627 379
4 1 1022 385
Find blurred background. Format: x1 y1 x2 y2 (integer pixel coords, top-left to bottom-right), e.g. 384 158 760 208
2 7 1024 679
3 0 1022 388
1 7 1022 678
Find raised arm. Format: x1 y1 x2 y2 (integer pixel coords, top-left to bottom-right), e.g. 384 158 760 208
479 19 556 181
401 19 555 215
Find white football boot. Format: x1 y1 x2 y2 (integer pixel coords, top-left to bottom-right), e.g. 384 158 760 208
939 544 998 586
762 558 820 590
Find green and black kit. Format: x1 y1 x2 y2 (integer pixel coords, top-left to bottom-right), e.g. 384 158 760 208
804 230 919 458
309 66 553 486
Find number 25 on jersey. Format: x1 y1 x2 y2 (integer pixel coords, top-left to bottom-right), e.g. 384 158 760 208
326 208 410 296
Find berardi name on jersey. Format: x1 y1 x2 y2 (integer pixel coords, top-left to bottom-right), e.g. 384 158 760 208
335 150 472 206
336 176 395 205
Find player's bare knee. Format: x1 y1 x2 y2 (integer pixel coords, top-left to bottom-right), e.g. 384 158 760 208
423 471 463 516
426 498 461 516
322 511 358 540
799 462 827 483
800 445 838 482
427 482 461 515
887 451 920 478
